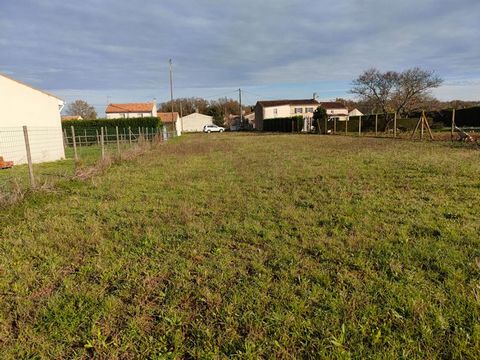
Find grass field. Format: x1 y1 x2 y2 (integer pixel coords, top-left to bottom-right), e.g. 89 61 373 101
0 133 479 358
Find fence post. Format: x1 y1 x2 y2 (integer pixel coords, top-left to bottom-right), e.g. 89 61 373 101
22 126 36 188
358 116 362 136
123 128 126 143
138 127 141 142
71 126 78 162
116 126 120 156
324 117 328 135
84 129 87 146
333 118 337 134
375 114 378 137
63 128 68 148
146 127 149 142
451 108 455 141
100 127 105 160
345 119 348 136
129 127 132 145
393 112 397 139
96 129 99 145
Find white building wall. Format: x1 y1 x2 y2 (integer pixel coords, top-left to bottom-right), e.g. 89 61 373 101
180 113 214 132
106 111 153 119
0 74 65 165
263 105 290 119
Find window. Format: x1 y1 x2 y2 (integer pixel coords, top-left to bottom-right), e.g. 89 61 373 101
294 108 303 114
273 108 278 115
306 108 314 113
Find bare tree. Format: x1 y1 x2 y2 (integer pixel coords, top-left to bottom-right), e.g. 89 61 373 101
65 100 97 120
351 68 442 128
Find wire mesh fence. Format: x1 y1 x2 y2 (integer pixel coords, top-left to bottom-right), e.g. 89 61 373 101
0 125 176 204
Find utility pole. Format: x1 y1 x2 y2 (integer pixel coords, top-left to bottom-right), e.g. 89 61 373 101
169 59 175 132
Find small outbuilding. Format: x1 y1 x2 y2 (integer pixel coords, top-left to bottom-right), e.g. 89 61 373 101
0 73 65 165
180 112 214 132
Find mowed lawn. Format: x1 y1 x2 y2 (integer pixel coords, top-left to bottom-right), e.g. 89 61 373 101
0 133 479 359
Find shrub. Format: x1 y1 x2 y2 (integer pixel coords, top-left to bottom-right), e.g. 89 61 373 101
62 117 162 136
263 116 304 132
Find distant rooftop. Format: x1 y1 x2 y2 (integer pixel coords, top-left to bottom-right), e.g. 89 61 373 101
106 102 154 113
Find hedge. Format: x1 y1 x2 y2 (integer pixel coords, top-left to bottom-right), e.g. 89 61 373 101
263 116 304 132
62 117 162 136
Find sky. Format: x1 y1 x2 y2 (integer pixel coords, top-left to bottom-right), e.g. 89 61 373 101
1 0 480 114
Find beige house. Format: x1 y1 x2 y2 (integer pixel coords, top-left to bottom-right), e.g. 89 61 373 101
254 99 320 131
180 112 213 132
105 102 157 119
61 115 83 121
320 102 349 121
0 73 65 165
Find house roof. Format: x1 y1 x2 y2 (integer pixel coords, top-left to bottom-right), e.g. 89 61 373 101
0 72 63 101
158 112 180 123
256 99 320 107
319 102 347 109
105 102 154 113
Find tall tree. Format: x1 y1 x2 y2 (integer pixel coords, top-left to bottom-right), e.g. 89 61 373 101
350 68 442 128
313 106 327 133
65 100 97 119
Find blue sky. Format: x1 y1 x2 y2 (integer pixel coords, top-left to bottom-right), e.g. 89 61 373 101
1 0 479 114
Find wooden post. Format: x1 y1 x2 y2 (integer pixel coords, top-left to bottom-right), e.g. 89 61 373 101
421 115 424 140
358 116 362 136
451 108 456 141
96 129 99 145
22 126 36 188
375 114 378 137
129 127 132 145
138 127 141 142
100 127 105 160
324 117 328 135
63 128 68 148
146 127 149 142
345 119 348 136
393 112 397 139
334 118 337 134
123 128 127 143
71 126 78 162
116 126 120 155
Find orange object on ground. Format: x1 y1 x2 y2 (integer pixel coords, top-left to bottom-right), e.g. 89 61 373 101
0 156 14 169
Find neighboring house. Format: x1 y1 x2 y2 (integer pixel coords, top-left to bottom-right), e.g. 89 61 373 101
105 101 157 119
158 112 182 136
0 72 65 165
254 99 320 131
348 108 364 117
180 112 213 132
229 112 255 131
61 115 83 121
320 102 349 121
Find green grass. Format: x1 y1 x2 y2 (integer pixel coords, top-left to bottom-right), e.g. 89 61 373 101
0 133 479 358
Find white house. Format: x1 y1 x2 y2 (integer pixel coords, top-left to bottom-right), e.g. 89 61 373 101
320 102 349 121
180 112 213 132
105 102 157 119
348 108 364 117
0 73 65 165
254 99 320 131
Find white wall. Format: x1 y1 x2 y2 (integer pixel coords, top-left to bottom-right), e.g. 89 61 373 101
0 74 65 165
106 111 153 119
180 113 213 132
263 105 291 119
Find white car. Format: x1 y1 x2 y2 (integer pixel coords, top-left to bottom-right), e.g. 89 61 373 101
203 124 225 133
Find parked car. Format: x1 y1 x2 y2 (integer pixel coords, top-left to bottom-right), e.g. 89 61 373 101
203 124 225 133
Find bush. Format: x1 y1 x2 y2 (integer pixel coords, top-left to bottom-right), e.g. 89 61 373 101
62 117 162 136
263 116 304 132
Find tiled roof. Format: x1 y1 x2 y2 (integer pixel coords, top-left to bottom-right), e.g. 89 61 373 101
257 99 320 107
158 112 180 123
319 102 348 109
106 103 154 113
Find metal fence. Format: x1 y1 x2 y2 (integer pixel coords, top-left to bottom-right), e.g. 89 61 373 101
0 125 176 203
